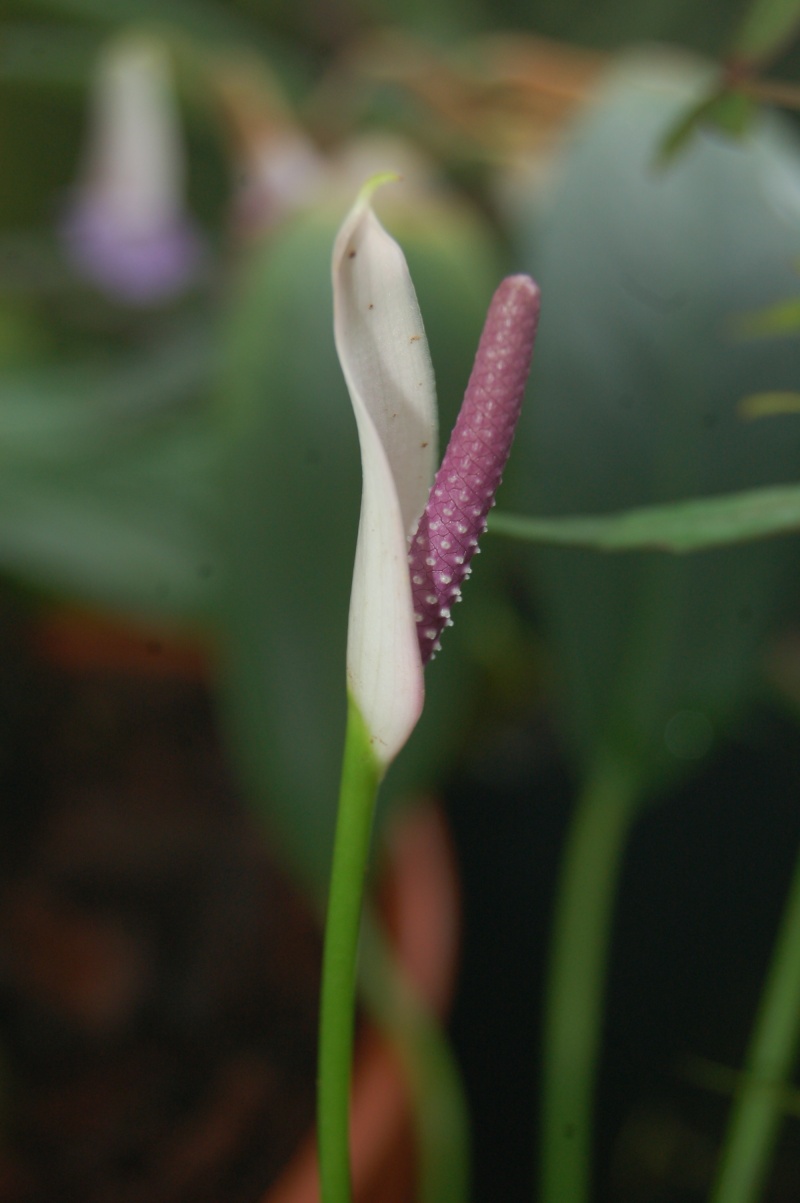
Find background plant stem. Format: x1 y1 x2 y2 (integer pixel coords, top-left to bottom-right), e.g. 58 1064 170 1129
710 832 800 1203
539 751 642 1203
317 697 382 1203
361 908 471 1203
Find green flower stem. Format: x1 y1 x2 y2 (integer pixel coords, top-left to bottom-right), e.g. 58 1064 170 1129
710 833 800 1203
318 702 470 1203
540 751 642 1203
361 908 471 1203
318 696 382 1203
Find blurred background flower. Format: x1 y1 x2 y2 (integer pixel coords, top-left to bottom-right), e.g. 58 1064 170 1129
60 34 205 303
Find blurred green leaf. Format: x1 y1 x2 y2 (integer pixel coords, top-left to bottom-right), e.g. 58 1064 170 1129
731 0 800 65
215 209 358 897
0 325 220 621
740 390 800 415
659 87 756 165
503 51 800 784
738 294 800 335
0 461 213 619
0 81 84 225
492 483 800 552
0 325 212 459
709 87 758 134
0 300 49 366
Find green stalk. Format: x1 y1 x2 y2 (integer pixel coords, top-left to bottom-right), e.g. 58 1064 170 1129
361 909 471 1203
539 750 642 1203
710 834 800 1203
318 695 470 1203
317 696 382 1203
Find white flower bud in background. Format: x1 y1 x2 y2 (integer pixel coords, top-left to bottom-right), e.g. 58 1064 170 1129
61 36 203 304
212 61 325 237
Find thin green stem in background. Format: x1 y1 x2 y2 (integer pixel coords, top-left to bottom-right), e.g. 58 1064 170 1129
361 908 471 1203
317 696 382 1203
490 483 800 555
710 832 800 1203
539 752 642 1203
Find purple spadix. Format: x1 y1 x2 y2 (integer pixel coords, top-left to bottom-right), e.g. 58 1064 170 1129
408 275 540 664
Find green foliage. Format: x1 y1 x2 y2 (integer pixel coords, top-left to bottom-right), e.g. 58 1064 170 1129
503 51 800 786
0 324 220 621
658 86 757 163
739 292 800 335
731 0 800 64
741 389 800 414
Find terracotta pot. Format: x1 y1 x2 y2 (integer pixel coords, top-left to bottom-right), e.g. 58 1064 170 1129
30 606 212 680
265 803 461 1203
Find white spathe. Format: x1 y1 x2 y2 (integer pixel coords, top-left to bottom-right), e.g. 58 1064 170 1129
332 179 438 768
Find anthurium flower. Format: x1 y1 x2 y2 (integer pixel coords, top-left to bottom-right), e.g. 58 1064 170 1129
61 36 203 304
333 179 540 768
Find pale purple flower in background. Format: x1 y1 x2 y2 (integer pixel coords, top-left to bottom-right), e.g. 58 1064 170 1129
61 37 203 304
333 178 539 768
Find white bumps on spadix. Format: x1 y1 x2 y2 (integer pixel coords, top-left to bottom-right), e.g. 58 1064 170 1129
408 274 540 664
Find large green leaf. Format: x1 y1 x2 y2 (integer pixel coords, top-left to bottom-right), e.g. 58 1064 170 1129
0 459 213 619
0 325 219 621
0 325 211 459
502 51 800 783
731 0 800 64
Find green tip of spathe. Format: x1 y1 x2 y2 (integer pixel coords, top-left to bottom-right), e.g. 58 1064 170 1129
356 171 402 210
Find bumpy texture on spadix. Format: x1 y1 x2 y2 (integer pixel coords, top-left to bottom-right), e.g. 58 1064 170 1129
408 275 541 663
